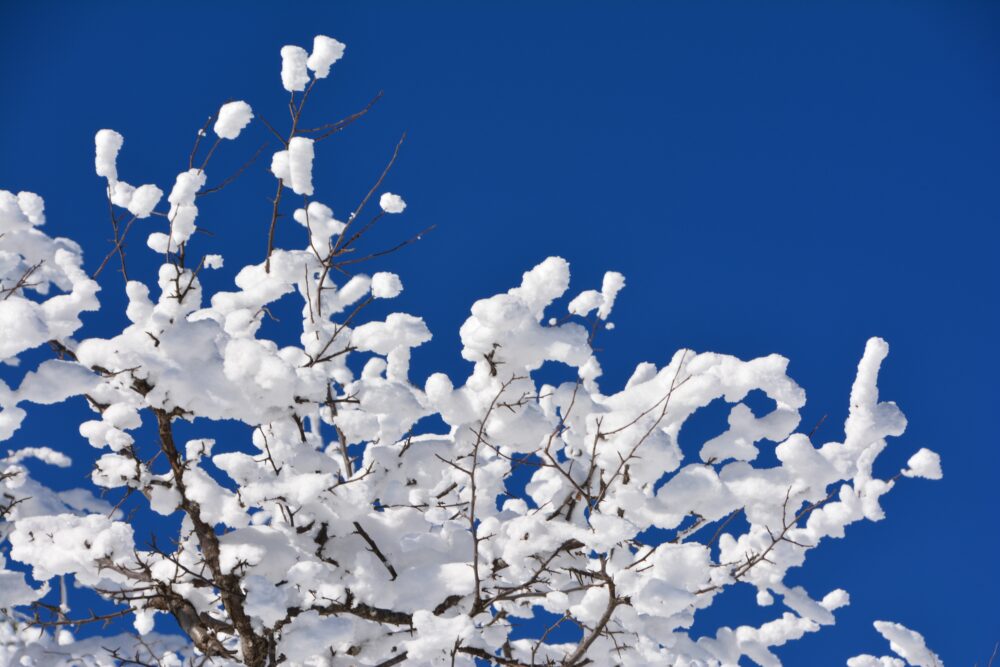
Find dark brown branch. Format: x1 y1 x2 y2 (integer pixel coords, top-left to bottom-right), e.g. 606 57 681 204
333 225 436 269
330 133 406 257
303 90 384 140
198 142 268 197
352 521 398 580
1 261 43 300
374 652 408 667
562 568 622 666
255 112 287 147
27 603 133 629
264 179 286 273
152 408 268 666
189 113 218 169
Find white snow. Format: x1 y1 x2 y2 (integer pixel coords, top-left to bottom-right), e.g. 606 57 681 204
0 38 948 667
903 447 943 480
568 270 625 320
307 35 346 78
270 149 289 182
127 184 163 218
280 45 310 92
286 137 315 196
874 621 943 666
379 192 406 213
848 621 944 667
94 129 124 182
167 169 204 207
164 169 207 246
6 447 71 468
293 201 345 249
214 100 254 140
371 272 403 298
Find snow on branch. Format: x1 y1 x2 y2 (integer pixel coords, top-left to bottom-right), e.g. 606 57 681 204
0 35 944 667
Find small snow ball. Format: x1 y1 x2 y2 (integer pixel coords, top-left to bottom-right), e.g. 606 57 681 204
379 192 406 213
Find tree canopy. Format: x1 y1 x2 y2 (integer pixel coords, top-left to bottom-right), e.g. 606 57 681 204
0 36 942 667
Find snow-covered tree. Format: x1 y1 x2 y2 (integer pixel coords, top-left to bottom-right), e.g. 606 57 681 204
0 36 943 667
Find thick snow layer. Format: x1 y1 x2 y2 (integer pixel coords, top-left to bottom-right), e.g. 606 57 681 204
164 169 206 246
850 622 943 667
272 141 315 196
371 271 403 298
568 270 625 320
10 514 134 584
280 45 310 92
0 570 38 608
0 38 946 667
127 183 163 218
94 129 123 182
214 100 254 139
287 137 315 195
903 447 943 480
873 621 943 667
293 201 345 249
307 35 346 78
0 191 99 368
379 191 406 213
167 169 204 207
270 149 289 182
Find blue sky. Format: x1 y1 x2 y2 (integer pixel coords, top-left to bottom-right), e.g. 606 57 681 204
1 1 997 663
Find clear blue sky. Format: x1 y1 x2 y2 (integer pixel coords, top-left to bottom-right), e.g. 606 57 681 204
1 1 997 663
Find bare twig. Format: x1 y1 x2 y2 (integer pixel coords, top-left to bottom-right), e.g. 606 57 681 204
198 142 268 196
302 90 384 140
353 521 398 580
1 261 43 300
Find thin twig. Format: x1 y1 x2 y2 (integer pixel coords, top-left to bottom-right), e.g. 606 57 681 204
198 142 268 196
